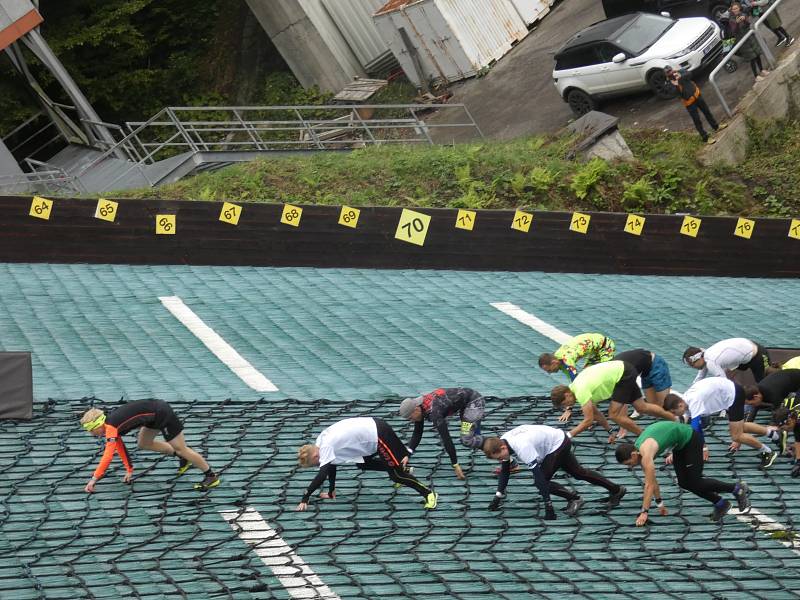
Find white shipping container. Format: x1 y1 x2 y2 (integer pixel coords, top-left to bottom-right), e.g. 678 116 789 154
507 0 553 26
373 0 529 87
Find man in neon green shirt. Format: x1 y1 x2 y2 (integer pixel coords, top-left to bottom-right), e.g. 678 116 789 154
538 332 615 381
550 360 677 442
615 421 751 525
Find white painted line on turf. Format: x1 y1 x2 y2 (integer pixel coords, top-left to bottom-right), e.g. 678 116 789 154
490 301 572 344
220 506 340 599
731 507 800 556
159 296 278 392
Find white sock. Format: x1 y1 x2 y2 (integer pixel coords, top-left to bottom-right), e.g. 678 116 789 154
760 444 772 454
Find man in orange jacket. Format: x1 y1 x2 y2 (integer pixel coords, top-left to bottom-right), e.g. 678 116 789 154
664 65 726 144
80 400 219 492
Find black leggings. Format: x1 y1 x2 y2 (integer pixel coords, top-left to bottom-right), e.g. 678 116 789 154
673 430 735 504
539 438 620 501
769 26 790 41
750 55 764 77
357 456 431 497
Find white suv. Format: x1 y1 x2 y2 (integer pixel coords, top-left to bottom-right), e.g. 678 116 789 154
553 12 722 116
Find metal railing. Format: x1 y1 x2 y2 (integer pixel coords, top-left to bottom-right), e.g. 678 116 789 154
72 103 483 193
709 0 786 117
0 169 83 195
1 112 67 163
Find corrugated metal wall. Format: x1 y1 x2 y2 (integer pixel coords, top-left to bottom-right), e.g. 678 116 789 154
321 0 392 70
373 0 528 86
298 0 366 83
507 0 555 26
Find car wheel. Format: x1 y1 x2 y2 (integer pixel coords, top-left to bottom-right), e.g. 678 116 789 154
647 69 674 99
709 2 728 25
566 89 596 117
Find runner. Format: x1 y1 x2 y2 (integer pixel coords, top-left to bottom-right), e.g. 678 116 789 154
400 387 486 480
80 400 219 493
662 377 777 468
614 349 673 407
771 401 800 476
683 338 771 383
296 417 437 511
539 332 616 382
483 424 625 519
615 421 751 524
551 360 678 442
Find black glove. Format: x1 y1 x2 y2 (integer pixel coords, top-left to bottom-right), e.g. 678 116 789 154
543 501 557 521
792 463 800 478
488 496 503 511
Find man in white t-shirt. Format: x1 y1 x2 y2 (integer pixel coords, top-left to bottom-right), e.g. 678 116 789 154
683 338 771 383
663 377 777 468
296 417 437 511
482 424 625 519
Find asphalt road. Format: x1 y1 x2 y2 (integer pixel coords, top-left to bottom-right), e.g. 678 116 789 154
430 0 800 142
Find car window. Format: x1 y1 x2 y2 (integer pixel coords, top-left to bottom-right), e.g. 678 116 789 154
613 13 674 54
555 46 604 70
595 42 625 62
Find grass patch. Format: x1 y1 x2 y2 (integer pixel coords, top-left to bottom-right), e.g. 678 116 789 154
115 119 800 218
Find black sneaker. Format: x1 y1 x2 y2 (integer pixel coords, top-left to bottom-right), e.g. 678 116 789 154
734 481 751 513
787 37 796 47
760 451 778 469
564 497 585 517
194 472 220 490
710 500 731 522
606 485 627 509
777 37 787 47
177 456 191 476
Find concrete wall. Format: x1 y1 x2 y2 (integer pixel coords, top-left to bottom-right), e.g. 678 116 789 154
244 0 366 93
702 48 800 166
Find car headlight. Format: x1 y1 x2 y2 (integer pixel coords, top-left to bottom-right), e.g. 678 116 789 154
666 48 691 59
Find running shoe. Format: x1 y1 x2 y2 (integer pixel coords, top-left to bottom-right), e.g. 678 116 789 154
606 485 627 509
710 500 731 522
564 497 585 517
194 472 221 490
760 450 777 469
734 481 751 513
177 456 191 476
424 491 438 509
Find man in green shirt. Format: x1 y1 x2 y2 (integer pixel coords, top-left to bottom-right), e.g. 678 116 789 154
538 332 616 381
615 421 751 525
550 361 677 442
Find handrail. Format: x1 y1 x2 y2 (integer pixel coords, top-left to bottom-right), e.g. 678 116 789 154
709 0 786 117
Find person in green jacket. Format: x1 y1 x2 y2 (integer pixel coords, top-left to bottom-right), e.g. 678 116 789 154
538 332 615 382
615 421 751 525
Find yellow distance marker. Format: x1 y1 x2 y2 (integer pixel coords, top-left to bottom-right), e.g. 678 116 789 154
624 214 645 236
569 212 590 234
680 215 701 238
734 217 754 239
95 198 118 222
790 219 800 240
395 208 430 246
29 196 53 220
281 204 303 227
219 202 241 225
511 209 533 233
156 214 176 235
455 209 476 231
338 206 360 228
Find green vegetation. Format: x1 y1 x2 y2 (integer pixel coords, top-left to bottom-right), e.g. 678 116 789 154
116 119 800 218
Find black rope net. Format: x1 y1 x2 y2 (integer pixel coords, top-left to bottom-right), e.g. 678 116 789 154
2 396 800 599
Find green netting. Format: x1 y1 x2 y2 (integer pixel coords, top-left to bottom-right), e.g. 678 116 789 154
3 396 800 599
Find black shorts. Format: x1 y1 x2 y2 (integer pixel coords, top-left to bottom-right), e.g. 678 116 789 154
610 362 643 405
373 417 408 467
154 402 184 441
726 383 746 422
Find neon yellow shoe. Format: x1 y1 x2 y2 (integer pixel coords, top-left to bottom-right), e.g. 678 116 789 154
177 457 191 476
194 472 220 490
424 492 438 509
